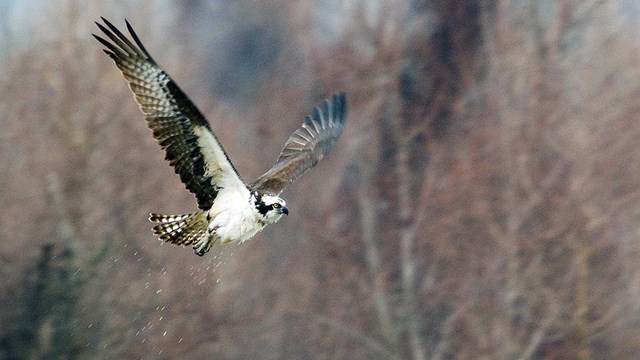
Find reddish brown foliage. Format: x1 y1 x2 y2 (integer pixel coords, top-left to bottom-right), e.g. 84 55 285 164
1 1 640 359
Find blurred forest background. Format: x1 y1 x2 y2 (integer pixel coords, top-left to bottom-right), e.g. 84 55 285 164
2 0 640 359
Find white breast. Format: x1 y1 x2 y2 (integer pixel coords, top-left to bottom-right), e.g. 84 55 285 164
207 187 265 243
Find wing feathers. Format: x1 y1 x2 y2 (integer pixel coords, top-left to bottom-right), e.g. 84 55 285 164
251 93 347 195
125 19 153 58
95 18 246 210
97 19 345 205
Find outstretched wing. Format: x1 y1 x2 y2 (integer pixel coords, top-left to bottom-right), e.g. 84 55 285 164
94 18 246 210
251 93 347 195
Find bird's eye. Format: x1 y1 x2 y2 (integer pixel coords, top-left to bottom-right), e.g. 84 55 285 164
273 203 280 208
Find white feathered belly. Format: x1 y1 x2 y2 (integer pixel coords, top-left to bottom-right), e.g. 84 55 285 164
207 190 264 243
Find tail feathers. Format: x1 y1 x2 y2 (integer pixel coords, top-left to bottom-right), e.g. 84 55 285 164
149 212 208 246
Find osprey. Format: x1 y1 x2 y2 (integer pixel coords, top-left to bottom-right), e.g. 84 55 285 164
94 18 347 256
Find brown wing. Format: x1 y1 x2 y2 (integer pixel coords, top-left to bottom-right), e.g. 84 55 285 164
251 93 347 195
94 18 247 210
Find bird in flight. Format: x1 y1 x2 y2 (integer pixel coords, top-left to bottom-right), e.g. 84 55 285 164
94 18 347 256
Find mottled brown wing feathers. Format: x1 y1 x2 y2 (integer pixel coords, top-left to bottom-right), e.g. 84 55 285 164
251 93 347 195
94 18 245 210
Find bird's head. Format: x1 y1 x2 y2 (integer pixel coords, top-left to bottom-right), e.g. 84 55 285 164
254 192 288 224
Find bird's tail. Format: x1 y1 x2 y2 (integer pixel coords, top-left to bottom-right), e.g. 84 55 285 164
149 212 208 247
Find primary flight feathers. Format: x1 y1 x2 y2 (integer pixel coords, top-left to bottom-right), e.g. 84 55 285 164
94 18 347 255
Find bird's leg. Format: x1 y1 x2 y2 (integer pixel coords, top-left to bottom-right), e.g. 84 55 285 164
193 224 218 256
193 235 214 256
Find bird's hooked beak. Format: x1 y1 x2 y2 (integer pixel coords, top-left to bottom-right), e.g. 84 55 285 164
281 206 289 216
